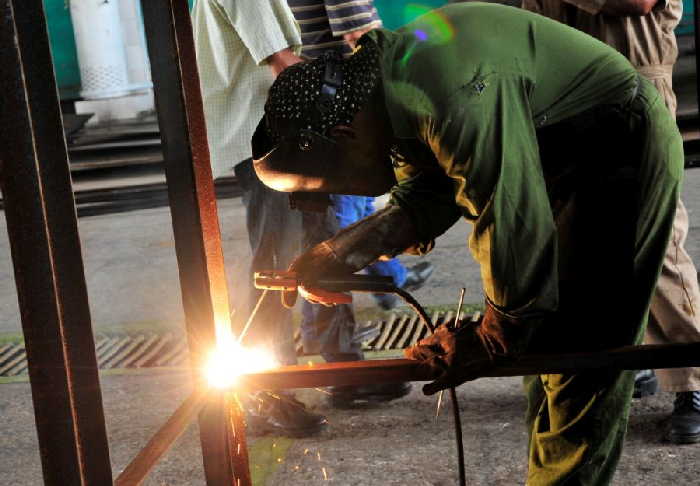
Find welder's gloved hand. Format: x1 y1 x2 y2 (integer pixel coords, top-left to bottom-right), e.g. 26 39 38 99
404 302 532 395
282 205 419 308
284 241 355 307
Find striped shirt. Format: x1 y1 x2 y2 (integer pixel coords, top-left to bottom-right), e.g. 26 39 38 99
287 0 382 58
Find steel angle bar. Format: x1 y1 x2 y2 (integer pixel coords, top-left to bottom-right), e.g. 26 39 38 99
238 342 700 391
139 0 247 484
0 1 112 484
115 389 208 486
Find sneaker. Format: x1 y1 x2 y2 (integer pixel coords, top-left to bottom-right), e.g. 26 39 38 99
374 293 399 311
329 382 411 409
402 262 434 292
246 391 327 438
373 262 435 310
633 369 658 398
667 391 700 444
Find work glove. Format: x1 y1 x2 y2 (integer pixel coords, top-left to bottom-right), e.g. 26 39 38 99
405 302 532 395
283 205 419 308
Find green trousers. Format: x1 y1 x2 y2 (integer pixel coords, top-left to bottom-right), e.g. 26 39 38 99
523 78 683 485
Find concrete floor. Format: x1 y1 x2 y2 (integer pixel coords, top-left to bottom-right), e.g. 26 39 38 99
1 370 697 486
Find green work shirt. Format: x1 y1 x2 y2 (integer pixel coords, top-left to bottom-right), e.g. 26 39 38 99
363 3 639 318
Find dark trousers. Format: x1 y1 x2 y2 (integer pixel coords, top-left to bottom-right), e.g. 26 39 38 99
300 206 364 362
235 160 362 364
236 159 300 366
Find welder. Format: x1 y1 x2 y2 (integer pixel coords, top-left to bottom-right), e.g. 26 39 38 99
251 3 682 484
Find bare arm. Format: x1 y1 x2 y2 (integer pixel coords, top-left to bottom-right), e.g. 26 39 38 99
601 0 658 16
343 26 374 49
265 48 303 77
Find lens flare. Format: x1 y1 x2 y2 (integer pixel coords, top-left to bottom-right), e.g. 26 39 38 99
404 4 455 44
204 330 277 389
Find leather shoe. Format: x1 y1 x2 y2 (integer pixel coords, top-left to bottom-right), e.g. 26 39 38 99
667 391 700 444
246 391 327 438
633 369 658 398
329 382 411 408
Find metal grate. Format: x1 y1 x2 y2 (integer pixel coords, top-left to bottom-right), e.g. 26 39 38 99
0 311 479 377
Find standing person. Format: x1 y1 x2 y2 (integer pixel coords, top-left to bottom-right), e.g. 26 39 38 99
252 3 683 482
523 0 700 445
192 0 327 437
285 0 417 407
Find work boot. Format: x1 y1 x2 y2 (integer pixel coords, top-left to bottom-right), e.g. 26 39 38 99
373 262 435 310
633 369 659 398
667 391 700 444
246 391 327 438
329 382 411 408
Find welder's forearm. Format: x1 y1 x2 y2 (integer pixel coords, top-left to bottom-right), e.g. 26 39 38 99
325 205 420 272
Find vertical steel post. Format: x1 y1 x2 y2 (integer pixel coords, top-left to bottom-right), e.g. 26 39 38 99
695 0 700 114
0 1 113 485
139 0 250 484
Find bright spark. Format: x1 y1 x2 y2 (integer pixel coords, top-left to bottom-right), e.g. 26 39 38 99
204 329 277 389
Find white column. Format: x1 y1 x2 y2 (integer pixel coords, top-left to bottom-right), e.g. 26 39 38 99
70 0 131 99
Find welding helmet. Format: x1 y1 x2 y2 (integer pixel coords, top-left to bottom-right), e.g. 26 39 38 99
252 42 389 198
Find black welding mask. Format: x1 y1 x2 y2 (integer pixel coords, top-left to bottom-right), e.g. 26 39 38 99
251 43 390 201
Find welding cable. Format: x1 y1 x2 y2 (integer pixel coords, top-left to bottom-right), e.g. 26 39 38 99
392 288 435 333
391 287 466 486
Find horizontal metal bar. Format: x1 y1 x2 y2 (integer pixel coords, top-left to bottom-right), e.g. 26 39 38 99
238 342 700 390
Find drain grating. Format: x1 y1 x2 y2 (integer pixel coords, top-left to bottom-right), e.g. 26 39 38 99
0 311 478 377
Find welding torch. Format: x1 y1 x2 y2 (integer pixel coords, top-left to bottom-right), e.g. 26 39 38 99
254 271 435 332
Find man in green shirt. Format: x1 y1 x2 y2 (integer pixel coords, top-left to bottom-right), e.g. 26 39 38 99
252 3 682 483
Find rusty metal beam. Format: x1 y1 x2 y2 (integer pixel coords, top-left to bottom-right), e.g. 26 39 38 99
239 342 700 390
115 389 208 486
695 0 700 114
139 0 248 484
0 1 113 485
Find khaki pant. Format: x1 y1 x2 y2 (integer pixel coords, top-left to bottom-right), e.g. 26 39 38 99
645 72 700 392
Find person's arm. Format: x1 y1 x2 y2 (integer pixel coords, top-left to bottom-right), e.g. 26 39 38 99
388 163 462 255
266 48 303 77
218 0 302 66
422 73 559 322
400 73 559 394
565 0 659 16
322 0 383 49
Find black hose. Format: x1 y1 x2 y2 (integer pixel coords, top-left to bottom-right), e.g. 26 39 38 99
392 288 435 333
449 387 466 485
391 288 467 486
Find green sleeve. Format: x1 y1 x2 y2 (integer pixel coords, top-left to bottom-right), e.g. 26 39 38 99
389 162 462 255
427 73 559 318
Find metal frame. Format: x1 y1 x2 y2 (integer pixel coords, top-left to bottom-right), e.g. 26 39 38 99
2 0 700 485
0 1 112 484
138 0 249 483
